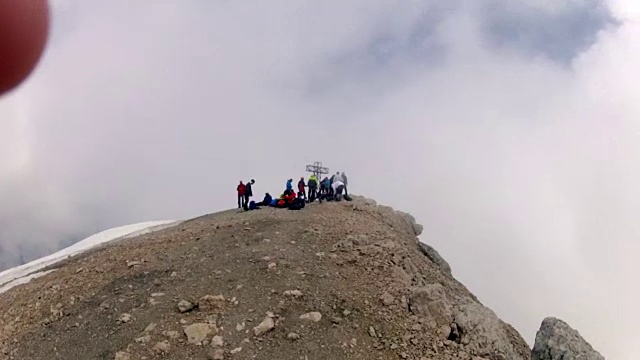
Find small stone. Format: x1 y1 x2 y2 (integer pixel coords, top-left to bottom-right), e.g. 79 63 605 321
236 322 245 331
211 335 224 347
135 335 151 344
151 292 165 297
267 262 277 269
207 348 224 360
163 330 180 339
299 312 322 322
411 324 422 331
178 300 195 313
342 309 352 316
380 292 394 306
283 290 304 298
114 351 131 360
199 295 226 311
184 323 216 345
230 347 242 354
180 319 188 324
152 340 171 354
369 326 377 337
126 261 141 267
253 316 275 336
287 332 300 341
117 313 132 323
170 271 178 277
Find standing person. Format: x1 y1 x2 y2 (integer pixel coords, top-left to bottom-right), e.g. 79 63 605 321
319 177 328 195
341 172 348 196
244 179 255 207
323 177 331 195
307 174 318 201
329 174 335 196
286 179 293 192
237 181 246 208
333 171 343 184
297 177 306 199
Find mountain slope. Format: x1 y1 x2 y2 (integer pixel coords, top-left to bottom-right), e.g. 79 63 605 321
0 196 530 360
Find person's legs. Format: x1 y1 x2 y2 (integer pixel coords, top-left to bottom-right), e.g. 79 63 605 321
244 194 250 207
238 195 242 208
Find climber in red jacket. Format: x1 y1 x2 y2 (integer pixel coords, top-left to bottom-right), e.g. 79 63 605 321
237 181 246 208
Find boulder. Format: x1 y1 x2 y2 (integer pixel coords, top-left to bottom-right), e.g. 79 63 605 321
532 317 604 360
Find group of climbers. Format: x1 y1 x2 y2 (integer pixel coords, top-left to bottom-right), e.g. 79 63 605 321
235 171 351 211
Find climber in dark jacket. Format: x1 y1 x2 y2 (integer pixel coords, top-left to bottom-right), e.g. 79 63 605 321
256 193 272 206
244 179 255 206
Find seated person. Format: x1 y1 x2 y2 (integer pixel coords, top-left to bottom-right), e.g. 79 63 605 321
257 193 273 206
283 189 296 204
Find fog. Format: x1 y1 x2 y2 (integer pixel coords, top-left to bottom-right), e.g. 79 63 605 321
0 0 637 357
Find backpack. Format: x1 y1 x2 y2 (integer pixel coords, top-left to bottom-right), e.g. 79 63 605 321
288 198 305 210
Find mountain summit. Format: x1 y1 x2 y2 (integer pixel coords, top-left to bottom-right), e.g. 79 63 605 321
0 196 602 359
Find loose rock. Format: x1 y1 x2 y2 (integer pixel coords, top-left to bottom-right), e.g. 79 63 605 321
283 290 304 298
177 300 195 313
207 348 224 360
198 295 226 311
380 292 394 306
299 312 322 322
184 323 216 345
114 352 131 360
253 316 275 336
211 335 224 347
152 341 171 354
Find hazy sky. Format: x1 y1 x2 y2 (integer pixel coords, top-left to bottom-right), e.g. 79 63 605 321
1 0 637 357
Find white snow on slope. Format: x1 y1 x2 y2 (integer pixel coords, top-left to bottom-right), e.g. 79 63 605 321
0 220 180 295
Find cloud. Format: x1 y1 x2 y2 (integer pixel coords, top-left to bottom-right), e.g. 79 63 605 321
0 0 636 357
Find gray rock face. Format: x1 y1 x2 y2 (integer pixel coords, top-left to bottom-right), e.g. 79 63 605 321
408 285 531 360
395 210 424 236
532 317 604 360
452 302 532 360
418 241 452 275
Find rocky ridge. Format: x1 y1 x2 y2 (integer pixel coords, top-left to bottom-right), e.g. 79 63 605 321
0 196 602 359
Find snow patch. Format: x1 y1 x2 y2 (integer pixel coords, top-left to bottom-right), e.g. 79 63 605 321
0 220 180 295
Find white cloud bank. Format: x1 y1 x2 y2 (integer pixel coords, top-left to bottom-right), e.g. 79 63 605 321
0 0 638 357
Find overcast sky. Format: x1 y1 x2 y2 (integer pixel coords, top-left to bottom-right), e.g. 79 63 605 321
1 0 638 357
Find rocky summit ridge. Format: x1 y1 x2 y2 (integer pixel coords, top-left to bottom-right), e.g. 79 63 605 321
0 196 603 359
